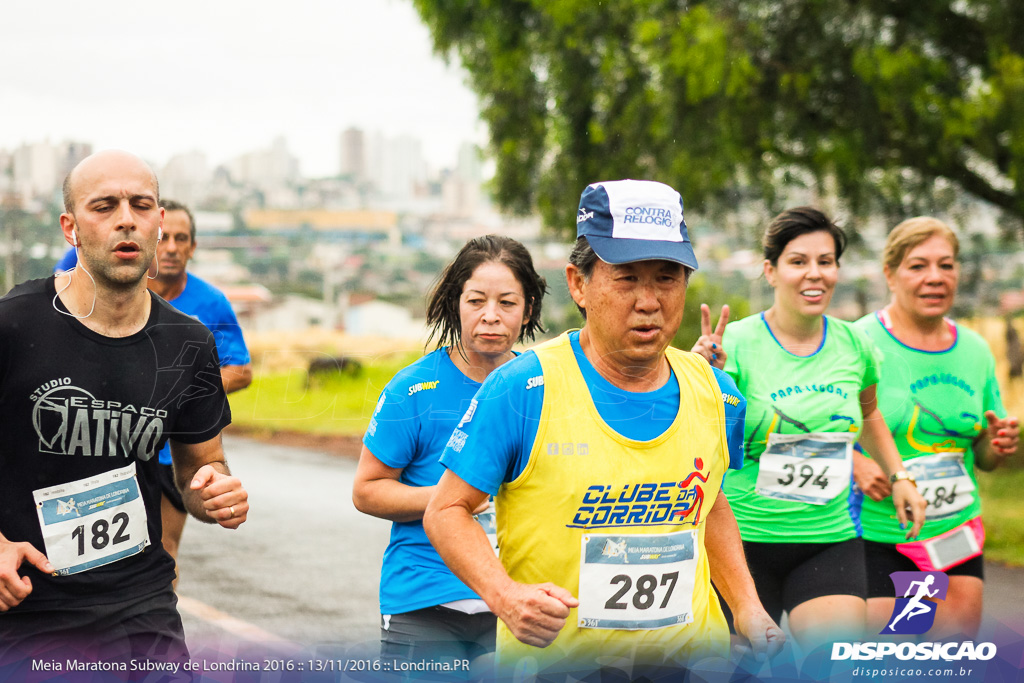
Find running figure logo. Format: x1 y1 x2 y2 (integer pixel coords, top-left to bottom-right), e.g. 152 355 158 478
601 539 629 563
55 498 78 516
883 571 949 635
673 457 709 524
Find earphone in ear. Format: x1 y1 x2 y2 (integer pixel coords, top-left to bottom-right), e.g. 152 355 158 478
158 226 163 241
71 229 78 247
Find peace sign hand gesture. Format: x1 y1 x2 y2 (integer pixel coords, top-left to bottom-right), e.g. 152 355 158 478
691 304 730 370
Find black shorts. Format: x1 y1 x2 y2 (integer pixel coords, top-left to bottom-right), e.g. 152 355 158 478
158 461 186 513
0 588 189 678
864 539 985 598
381 605 495 676
720 538 867 628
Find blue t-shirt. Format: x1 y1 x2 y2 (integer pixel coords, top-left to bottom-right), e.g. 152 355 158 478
157 273 250 465
440 331 745 496
54 247 78 272
363 348 485 614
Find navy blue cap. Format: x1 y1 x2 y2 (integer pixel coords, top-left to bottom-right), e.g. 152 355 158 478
576 179 698 270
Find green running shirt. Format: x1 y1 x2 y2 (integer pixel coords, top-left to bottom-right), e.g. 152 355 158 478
723 313 881 542
854 312 1004 544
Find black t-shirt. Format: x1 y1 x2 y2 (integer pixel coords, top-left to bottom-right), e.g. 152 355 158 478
0 277 232 611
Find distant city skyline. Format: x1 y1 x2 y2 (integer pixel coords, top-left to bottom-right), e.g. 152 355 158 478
0 0 483 176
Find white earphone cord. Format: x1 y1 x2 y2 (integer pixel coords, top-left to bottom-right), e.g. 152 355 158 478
148 227 162 279
53 242 97 319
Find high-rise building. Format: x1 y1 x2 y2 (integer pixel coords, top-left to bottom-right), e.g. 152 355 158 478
12 141 59 200
441 142 485 217
456 142 482 184
10 140 92 205
365 133 426 200
0 150 12 197
58 142 93 184
339 127 366 183
161 151 212 207
226 136 300 195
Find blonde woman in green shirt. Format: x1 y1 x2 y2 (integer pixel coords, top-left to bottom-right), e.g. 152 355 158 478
853 217 1019 639
693 207 927 654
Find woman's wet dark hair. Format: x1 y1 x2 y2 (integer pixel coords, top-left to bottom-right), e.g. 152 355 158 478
426 235 548 350
762 207 847 265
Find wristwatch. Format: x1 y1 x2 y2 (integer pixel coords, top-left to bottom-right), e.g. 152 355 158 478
889 470 917 486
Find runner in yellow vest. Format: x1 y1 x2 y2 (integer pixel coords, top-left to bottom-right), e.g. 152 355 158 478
424 180 783 678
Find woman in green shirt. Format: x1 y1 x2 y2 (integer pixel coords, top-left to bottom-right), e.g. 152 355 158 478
694 207 926 653
853 217 1019 639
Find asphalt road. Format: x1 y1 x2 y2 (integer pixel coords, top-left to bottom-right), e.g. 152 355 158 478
177 435 389 664
175 435 1024 664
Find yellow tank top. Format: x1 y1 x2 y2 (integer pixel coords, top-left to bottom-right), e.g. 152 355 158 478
495 333 730 671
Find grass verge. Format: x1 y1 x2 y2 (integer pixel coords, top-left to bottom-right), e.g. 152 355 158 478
977 468 1024 566
228 352 418 436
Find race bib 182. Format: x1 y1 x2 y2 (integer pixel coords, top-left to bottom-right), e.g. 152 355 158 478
33 463 150 576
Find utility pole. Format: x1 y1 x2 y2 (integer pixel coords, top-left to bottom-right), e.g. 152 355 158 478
1 204 12 295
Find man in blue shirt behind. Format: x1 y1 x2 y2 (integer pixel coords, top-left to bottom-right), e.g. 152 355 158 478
149 200 252 586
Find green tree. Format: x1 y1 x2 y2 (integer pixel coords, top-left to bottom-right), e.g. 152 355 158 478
412 0 1024 234
671 274 751 351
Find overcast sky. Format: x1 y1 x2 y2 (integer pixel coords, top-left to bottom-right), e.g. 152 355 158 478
0 0 483 176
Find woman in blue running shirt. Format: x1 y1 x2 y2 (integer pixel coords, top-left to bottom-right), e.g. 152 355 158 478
352 235 547 671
